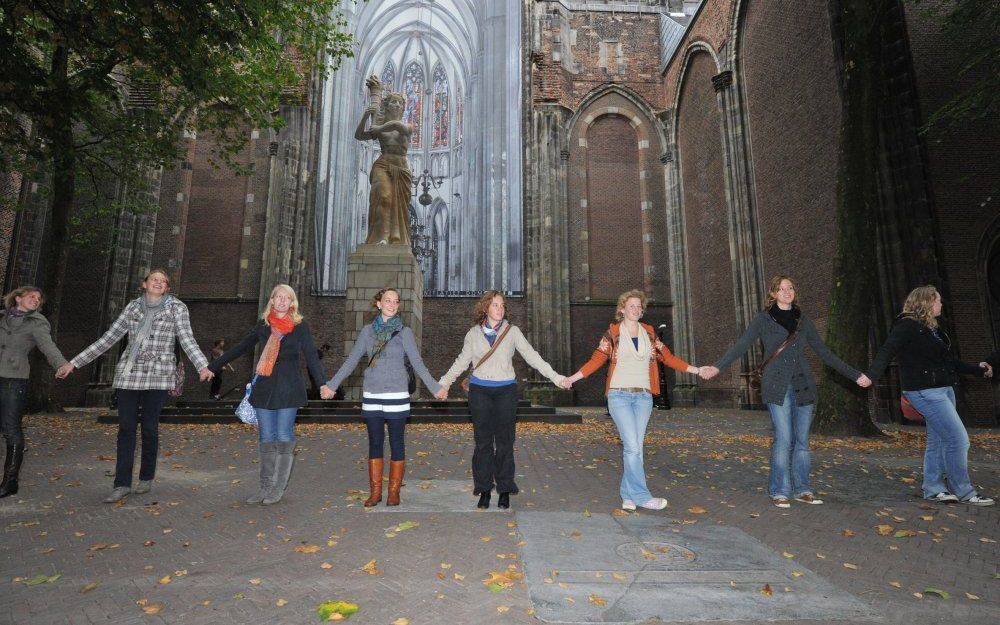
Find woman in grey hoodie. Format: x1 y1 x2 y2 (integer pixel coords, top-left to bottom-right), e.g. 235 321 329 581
321 288 443 507
0 286 69 498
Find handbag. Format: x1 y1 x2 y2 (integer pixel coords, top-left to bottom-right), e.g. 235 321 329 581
748 318 800 392
168 339 185 398
235 375 259 425
461 324 512 392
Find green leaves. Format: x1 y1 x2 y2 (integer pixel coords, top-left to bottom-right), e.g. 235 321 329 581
316 601 359 620
23 573 61 586
923 587 951 599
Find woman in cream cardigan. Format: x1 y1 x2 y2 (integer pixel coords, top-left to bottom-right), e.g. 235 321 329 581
439 290 566 510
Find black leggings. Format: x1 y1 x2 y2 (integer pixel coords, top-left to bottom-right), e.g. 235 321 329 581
366 416 406 461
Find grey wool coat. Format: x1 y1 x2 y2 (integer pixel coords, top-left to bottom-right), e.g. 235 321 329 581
71 296 209 390
0 310 68 379
713 309 861 406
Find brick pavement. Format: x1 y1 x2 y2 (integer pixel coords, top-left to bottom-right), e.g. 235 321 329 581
0 408 997 624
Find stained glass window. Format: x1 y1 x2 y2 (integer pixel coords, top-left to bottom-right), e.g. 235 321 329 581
432 64 449 148
403 62 424 147
380 61 395 91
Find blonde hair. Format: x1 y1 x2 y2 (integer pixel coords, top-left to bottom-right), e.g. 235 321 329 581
3 286 43 310
902 285 940 329
764 275 799 309
473 290 506 323
261 284 303 324
614 289 647 322
370 288 401 311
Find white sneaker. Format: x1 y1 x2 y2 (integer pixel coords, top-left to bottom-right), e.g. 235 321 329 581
621 499 636 511
926 492 959 503
961 495 995 507
640 497 668 510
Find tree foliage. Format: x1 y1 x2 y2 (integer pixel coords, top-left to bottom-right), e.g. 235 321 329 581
0 1 353 408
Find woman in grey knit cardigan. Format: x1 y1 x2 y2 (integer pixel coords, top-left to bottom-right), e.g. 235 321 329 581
321 288 443 507
700 276 871 508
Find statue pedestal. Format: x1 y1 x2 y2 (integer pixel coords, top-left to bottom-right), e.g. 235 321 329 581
342 244 423 400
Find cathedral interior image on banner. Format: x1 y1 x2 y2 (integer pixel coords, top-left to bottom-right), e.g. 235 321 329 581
314 0 523 296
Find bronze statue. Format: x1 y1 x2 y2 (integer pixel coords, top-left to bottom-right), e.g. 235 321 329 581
355 75 413 246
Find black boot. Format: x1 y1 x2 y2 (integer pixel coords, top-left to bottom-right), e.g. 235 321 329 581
477 490 491 509
0 445 24 498
497 492 510 509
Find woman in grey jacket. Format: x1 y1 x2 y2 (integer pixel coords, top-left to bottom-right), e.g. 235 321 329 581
321 288 443 507
57 269 213 503
701 276 871 508
0 286 69 498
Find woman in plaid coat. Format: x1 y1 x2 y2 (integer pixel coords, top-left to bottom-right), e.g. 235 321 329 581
56 269 212 503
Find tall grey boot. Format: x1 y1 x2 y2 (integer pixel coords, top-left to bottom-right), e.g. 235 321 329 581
262 441 295 505
246 442 277 504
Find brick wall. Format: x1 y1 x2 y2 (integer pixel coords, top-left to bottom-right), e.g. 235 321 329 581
676 50 736 404
905 1 1000 424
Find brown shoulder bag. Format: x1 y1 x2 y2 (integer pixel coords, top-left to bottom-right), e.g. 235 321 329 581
460 324 513 392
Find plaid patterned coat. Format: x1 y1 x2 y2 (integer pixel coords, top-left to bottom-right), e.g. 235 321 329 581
70 296 208 390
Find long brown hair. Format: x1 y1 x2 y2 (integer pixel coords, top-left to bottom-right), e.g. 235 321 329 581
764 275 799 309
902 285 939 329
473 290 506 324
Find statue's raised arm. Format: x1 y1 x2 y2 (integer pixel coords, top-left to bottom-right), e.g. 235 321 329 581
356 75 414 246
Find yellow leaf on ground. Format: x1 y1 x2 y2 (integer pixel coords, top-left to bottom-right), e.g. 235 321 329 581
497 606 510 613
687 506 707 514
890 581 902 588
276 598 288 607
249 578 261 585
876 524 893 536
392 618 410 625
965 593 980 600
142 604 162 615
320 562 333 569
791 570 804 578
841 529 855 537
295 544 321 554
589 594 607 606
159 575 172 584
362 559 381 575
782 552 795 559
843 563 859 570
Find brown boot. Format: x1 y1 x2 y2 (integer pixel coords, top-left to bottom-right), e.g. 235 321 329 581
364 458 384 507
386 460 405 506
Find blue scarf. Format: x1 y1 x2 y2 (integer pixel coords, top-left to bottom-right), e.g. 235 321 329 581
370 314 403 364
481 318 505 347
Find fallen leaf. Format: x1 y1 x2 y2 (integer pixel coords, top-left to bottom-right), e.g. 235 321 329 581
295 544 322 554
321 562 333 570
496 606 510 613
24 573 60 586
142 604 162 615
923 587 950 599
841 529 855 537
589 593 607 606
276 598 288 607
143 540 155 547
688 506 707 514
159 575 172 584
583 509 591 517
612 573 627 581
890 581 902 588
361 559 381 575
843 563 859 570
791 571 804 578
249 578 262 585
392 619 410 625
782 552 795 559
894 529 917 538
875 524 893 536
965 593 979 600
760 583 773 597
79 582 99 593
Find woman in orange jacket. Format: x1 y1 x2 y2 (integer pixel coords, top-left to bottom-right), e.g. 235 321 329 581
562 289 702 510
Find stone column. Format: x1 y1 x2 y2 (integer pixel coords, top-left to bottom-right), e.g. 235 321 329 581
523 105 573 406
714 69 764 407
341 244 423 401
659 110 697 405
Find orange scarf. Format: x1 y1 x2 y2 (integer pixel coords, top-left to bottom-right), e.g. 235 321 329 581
256 312 295 376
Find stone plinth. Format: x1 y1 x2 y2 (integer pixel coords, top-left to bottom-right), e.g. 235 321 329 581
342 244 423 401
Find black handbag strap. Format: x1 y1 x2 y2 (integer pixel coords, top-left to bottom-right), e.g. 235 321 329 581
368 330 401 368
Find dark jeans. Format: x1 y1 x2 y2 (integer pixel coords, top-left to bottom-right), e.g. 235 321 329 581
366 416 406 461
0 378 29 447
114 389 169 488
210 374 223 397
468 383 519 495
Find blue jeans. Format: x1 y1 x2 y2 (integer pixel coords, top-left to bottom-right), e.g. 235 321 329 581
607 390 654 504
902 386 976 500
766 386 815 499
256 407 298 443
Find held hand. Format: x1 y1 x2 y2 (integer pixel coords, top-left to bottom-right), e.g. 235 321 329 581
319 385 335 400
559 378 574 390
198 368 214 382
980 362 994 378
433 387 448 400
699 366 719 380
55 363 75 379
856 373 873 388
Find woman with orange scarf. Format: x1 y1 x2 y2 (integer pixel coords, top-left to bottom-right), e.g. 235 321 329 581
209 284 327 505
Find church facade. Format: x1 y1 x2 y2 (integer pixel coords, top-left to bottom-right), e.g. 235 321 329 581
2 0 997 424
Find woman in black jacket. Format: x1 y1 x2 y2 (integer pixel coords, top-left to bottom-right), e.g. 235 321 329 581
209 284 327 505
866 285 993 506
